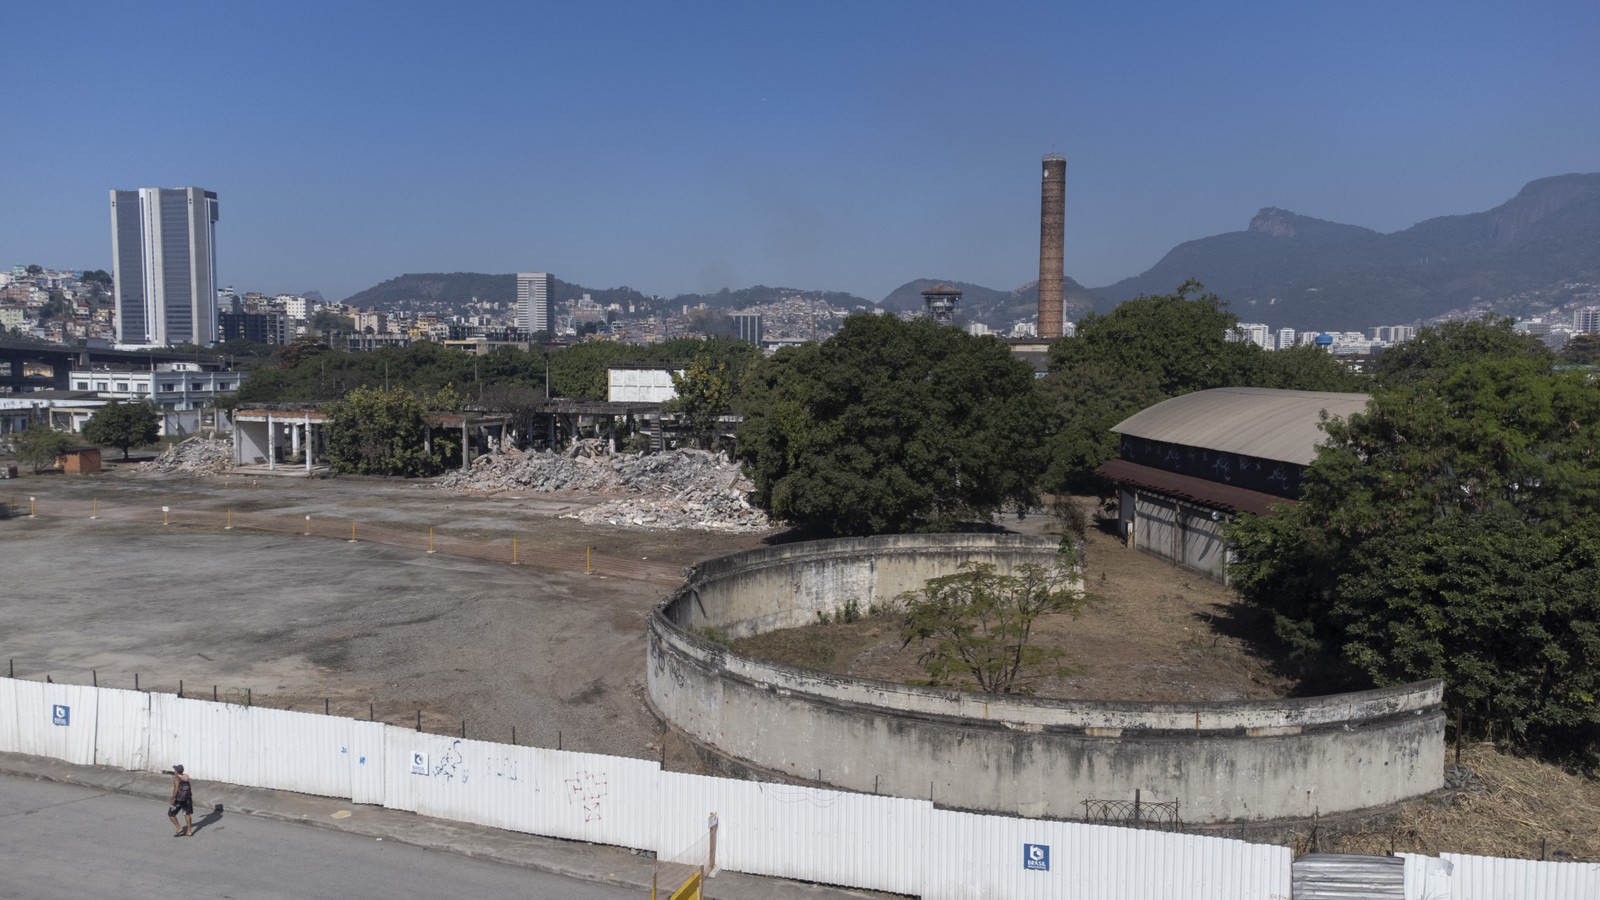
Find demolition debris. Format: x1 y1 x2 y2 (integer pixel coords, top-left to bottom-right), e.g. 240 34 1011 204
437 445 773 532
139 437 234 476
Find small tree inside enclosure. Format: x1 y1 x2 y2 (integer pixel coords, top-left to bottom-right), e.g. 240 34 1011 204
899 559 1091 695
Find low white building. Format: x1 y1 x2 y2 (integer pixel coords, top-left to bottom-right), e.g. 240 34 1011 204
69 361 240 412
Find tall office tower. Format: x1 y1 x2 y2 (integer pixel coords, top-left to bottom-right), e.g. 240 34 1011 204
1575 308 1600 334
517 272 553 334
1038 154 1067 339
109 187 219 347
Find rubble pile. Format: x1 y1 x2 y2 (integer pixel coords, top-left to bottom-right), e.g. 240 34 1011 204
437 446 774 532
140 437 234 476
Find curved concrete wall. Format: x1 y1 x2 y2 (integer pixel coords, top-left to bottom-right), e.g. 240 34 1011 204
649 535 1445 823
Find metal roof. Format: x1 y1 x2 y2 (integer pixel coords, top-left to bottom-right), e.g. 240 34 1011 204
1111 387 1370 466
1096 459 1292 515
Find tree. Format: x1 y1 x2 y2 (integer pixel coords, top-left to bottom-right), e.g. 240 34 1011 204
664 351 733 450
310 308 354 333
1227 354 1600 752
12 426 74 473
1372 316 1551 387
736 314 1045 535
899 560 1090 695
82 401 160 460
1562 332 1600 365
325 385 458 477
1037 280 1287 495
80 269 112 286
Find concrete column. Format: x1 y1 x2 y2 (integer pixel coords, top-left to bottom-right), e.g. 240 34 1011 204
305 415 313 472
266 413 276 471
291 423 301 455
232 426 241 467
461 421 470 469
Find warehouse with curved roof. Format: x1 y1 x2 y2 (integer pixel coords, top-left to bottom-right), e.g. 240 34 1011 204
1095 387 1370 580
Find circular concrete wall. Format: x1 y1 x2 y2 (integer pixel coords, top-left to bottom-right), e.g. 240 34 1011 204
648 534 1445 823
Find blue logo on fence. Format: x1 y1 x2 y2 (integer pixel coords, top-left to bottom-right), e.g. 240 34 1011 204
1024 843 1050 871
51 705 70 726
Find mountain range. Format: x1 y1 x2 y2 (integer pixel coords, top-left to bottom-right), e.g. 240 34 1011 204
340 174 1600 332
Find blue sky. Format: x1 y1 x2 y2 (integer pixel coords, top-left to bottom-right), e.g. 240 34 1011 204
5 1 1598 302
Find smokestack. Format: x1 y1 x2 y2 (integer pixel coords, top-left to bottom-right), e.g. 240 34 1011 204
1038 154 1066 339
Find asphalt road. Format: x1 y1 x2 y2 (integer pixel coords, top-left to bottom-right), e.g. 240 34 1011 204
0 774 637 900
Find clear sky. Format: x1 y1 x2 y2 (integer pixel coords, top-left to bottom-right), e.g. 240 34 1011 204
5 1 1598 303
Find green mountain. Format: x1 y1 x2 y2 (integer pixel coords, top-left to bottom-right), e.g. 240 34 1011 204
667 285 874 311
1093 173 1600 329
342 273 656 310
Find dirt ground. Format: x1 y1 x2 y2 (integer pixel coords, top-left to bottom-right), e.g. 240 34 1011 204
0 460 771 762
733 497 1296 702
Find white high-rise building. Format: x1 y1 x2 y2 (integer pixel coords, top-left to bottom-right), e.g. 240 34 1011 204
1276 327 1297 350
517 272 553 334
109 187 219 347
1574 308 1600 334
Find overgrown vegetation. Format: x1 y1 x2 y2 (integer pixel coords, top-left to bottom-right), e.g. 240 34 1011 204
1228 320 1600 760
324 385 462 477
11 426 73 473
899 560 1091 695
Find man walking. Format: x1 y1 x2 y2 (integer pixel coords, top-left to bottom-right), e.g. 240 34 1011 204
168 765 193 837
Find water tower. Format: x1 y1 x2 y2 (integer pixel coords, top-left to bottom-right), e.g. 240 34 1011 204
921 283 962 324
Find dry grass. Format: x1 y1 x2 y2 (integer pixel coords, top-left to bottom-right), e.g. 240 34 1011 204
1317 743 1600 862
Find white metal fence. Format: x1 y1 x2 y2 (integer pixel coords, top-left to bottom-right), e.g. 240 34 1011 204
1 677 1592 899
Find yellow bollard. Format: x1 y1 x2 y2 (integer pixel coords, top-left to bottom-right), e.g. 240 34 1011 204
91 498 97 520
162 505 170 526
225 509 232 530
512 537 518 565
428 527 435 554
30 496 36 518
304 514 311 536
349 522 357 543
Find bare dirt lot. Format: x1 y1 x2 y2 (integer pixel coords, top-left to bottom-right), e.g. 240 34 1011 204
0 463 771 761
733 498 1296 702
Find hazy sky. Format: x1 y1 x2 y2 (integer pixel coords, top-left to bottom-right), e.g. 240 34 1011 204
5 1 1598 302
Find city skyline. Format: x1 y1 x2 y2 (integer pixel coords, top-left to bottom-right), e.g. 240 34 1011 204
5 2 1599 302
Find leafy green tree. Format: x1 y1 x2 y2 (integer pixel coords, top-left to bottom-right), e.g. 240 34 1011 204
1332 508 1600 745
82 401 160 460
1228 354 1600 751
546 340 634 399
1038 281 1273 494
12 426 74 473
899 560 1090 695
1561 332 1600 365
1253 344 1368 391
1049 280 1261 396
736 313 1044 535
310 308 354 333
80 269 113 286
664 352 733 450
1372 316 1551 387
325 385 458 477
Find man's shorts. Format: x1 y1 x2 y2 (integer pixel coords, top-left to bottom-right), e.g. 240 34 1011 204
168 797 193 816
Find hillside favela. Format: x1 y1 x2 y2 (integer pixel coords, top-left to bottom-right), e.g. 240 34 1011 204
3 6 1599 900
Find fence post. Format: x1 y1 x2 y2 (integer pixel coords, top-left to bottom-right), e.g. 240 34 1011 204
135 673 139 691
416 709 422 732
1134 788 1141 823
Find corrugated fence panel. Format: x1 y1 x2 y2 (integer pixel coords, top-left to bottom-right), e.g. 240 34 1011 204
4 681 97 765
241 706 353 799
537 748 659 851
1443 852 1600 900
656 772 928 895
93 688 150 771
923 810 1293 900
1401 852 1454 900
402 734 535 831
347 719 385 805
148 694 244 782
1293 853 1404 899
0 679 24 755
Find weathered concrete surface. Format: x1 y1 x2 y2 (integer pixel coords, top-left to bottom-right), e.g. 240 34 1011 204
649 536 1446 823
